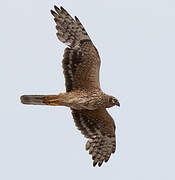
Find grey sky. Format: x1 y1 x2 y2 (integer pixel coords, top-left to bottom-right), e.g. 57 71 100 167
1 0 175 179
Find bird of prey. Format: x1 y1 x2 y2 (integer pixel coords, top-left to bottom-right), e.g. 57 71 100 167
20 6 120 167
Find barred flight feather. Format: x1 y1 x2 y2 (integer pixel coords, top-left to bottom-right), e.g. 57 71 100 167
72 109 116 167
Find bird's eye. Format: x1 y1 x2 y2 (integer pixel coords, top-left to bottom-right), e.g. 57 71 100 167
109 97 113 103
109 97 116 104
112 99 116 104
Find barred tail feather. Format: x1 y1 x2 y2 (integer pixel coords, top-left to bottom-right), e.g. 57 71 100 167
20 95 62 106
20 95 47 105
50 6 91 48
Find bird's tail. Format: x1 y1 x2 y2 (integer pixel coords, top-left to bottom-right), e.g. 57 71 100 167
20 95 62 106
50 6 91 48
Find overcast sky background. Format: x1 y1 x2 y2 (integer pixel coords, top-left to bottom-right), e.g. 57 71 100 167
1 0 175 179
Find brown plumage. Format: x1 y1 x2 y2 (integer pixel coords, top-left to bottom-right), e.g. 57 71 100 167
20 6 120 167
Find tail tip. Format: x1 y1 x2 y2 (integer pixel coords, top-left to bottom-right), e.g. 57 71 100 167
20 95 28 104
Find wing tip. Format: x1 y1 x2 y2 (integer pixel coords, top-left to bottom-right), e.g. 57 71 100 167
54 5 60 12
50 9 56 16
85 135 116 167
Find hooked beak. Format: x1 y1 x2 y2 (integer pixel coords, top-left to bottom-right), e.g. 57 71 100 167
116 100 120 107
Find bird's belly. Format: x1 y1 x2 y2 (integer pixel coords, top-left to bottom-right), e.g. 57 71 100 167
69 98 103 110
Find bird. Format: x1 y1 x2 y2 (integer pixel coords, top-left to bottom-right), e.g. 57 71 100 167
20 5 120 167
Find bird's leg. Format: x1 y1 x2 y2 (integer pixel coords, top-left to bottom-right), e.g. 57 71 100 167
44 93 66 106
45 91 90 109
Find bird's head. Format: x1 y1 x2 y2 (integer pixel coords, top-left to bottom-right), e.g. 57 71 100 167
108 96 120 107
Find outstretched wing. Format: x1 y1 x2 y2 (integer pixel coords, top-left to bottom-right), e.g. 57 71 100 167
51 6 101 92
72 108 116 167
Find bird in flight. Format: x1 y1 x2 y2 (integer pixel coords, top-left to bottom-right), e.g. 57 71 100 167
20 6 120 167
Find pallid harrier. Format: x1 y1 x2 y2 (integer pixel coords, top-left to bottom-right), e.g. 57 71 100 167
20 6 120 167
